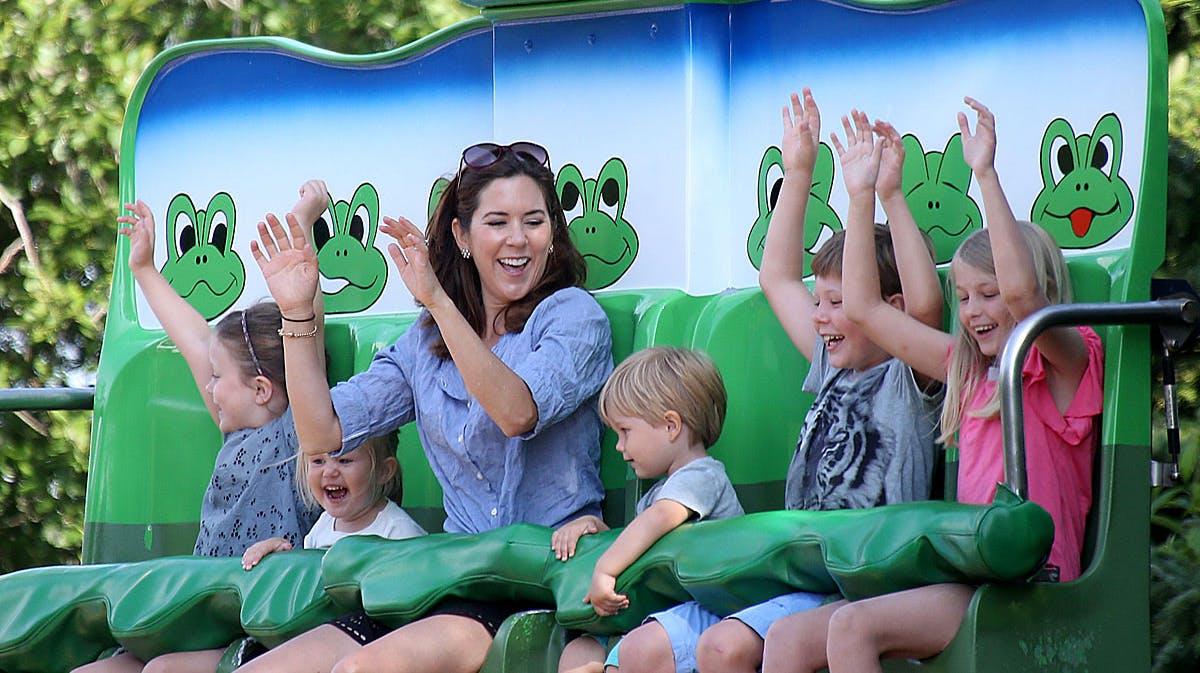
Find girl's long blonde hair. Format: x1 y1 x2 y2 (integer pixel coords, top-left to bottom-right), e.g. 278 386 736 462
940 222 1072 445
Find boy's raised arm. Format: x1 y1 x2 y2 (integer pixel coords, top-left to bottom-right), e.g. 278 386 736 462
584 499 692 616
118 200 221 425
874 121 943 330
760 89 822 362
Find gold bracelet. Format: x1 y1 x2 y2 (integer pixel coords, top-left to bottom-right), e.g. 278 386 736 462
278 324 319 338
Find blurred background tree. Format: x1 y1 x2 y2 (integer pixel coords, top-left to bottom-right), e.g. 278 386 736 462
0 0 471 574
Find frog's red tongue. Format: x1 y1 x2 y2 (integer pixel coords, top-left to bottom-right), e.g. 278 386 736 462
1070 208 1094 238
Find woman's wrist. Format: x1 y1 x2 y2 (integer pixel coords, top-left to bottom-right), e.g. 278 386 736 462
281 313 316 323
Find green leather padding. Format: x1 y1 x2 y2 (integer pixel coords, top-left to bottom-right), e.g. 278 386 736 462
0 551 336 672
110 551 337 659
0 563 130 673
320 489 1050 635
553 487 1053 633
321 528 557 627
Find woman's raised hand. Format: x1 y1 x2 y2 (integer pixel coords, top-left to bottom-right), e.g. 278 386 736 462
831 108 883 198
873 120 906 201
381 215 447 308
958 96 997 176
781 88 821 175
250 212 320 318
117 200 157 274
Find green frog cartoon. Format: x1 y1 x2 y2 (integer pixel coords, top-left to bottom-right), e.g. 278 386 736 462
745 144 841 273
312 182 388 314
428 177 451 222
1030 113 1133 248
161 192 245 320
900 133 982 264
556 158 639 290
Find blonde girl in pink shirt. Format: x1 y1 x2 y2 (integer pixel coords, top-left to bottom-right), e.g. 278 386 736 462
757 99 1103 673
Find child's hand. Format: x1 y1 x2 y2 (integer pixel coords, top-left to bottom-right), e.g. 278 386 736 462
381 215 448 308
552 515 609 561
251 212 320 318
958 96 997 176
583 571 629 616
873 120 906 201
781 88 821 175
831 109 884 198
116 200 157 274
241 537 292 570
292 179 330 227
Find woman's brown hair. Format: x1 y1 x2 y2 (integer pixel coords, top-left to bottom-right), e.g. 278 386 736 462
422 150 586 358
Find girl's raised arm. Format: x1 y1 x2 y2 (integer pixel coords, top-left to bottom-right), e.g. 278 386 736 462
836 111 953 382
959 98 1088 399
874 120 943 330
759 88 823 362
118 200 221 425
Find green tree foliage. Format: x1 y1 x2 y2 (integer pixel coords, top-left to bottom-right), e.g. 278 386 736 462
0 0 471 573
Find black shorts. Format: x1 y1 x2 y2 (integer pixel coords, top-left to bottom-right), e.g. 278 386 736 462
329 599 544 644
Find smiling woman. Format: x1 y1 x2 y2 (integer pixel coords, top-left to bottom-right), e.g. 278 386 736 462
244 142 614 673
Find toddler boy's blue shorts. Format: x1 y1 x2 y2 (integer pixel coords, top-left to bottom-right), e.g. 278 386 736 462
605 592 827 673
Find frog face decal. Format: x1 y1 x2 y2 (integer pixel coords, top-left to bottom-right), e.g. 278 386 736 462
428 177 451 223
161 192 245 320
557 158 638 290
1030 114 1133 248
745 144 841 273
901 133 982 264
312 183 388 314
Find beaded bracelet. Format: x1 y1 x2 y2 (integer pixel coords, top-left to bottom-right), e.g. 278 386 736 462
278 324 319 338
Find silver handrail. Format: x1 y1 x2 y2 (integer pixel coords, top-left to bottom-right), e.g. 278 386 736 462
999 299 1198 498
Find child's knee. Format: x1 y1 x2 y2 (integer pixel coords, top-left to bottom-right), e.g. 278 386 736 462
826 602 875 653
619 623 674 673
696 620 760 672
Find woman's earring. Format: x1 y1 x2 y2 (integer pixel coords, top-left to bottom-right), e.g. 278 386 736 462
548 243 555 255
460 247 471 259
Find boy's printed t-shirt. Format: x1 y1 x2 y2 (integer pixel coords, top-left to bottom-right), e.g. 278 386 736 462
785 338 943 511
637 455 745 520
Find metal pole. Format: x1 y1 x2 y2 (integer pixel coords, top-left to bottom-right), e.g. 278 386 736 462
999 299 1198 498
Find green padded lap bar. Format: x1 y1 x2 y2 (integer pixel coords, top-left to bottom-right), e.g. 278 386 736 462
321 488 1049 635
321 527 557 627
110 551 334 659
0 563 136 673
553 486 1052 633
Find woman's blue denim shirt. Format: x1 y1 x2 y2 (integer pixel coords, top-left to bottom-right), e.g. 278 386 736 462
330 287 612 533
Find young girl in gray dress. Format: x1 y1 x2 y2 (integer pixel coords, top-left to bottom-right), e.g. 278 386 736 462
72 180 329 673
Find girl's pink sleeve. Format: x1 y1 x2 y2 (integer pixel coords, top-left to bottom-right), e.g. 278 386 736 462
1024 326 1104 445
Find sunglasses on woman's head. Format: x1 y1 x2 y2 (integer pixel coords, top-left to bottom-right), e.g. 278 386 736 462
460 142 550 170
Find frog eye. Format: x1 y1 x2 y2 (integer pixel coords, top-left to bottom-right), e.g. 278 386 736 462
313 213 334 251
766 162 785 210
175 212 197 256
598 177 621 220
209 210 229 252
1050 136 1073 186
1091 135 1113 175
560 181 584 222
349 202 370 244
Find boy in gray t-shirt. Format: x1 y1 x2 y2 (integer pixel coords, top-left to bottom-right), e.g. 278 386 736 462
552 346 744 673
